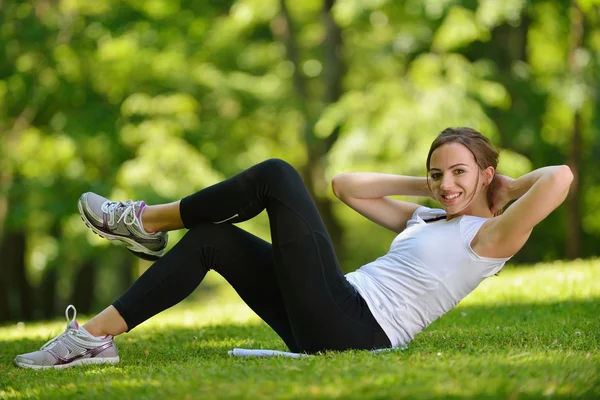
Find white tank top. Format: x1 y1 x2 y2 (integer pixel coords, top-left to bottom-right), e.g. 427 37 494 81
345 206 511 348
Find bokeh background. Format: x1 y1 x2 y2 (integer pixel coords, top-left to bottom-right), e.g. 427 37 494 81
0 0 598 322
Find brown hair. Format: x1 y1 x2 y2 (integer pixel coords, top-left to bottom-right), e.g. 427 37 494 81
426 127 502 215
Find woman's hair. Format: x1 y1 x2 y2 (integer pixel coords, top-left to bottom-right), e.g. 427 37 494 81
426 127 501 215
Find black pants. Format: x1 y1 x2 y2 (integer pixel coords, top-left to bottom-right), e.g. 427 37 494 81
113 159 391 353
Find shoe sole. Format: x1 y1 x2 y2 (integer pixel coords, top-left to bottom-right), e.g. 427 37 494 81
77 197 164 261
14 356 120 370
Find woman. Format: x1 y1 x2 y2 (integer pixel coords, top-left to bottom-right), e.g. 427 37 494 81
14 127 573 369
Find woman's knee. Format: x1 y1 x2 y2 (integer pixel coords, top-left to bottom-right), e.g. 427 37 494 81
258 158 302 183
262 158 297 172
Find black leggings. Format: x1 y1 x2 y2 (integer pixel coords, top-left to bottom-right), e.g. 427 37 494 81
112 158 391 353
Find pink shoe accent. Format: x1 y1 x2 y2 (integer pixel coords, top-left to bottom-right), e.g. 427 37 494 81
74 321 79 329
136 201 147 219
137 201 154 234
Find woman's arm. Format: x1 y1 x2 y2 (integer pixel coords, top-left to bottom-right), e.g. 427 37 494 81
332 173 432 233
332 173 432 199
474 165 574 258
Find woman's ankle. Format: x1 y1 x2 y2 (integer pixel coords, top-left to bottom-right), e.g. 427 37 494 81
141 202 185 233
81 323 105 337
82 306 128 337
140 206 159 233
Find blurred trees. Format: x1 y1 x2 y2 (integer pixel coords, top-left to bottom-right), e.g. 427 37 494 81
0 0 599 322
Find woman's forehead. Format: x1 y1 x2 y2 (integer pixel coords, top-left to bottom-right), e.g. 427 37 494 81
430 143 476 167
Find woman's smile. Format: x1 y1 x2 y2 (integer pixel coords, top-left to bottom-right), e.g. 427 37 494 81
441 192 462 204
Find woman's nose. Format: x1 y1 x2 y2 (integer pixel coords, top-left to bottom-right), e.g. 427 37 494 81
440 174 455 190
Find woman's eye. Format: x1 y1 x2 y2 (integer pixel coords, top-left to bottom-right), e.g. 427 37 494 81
431 173 442 180
454 169 464 175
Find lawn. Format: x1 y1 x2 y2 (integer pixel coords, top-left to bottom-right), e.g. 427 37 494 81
1 259 599 399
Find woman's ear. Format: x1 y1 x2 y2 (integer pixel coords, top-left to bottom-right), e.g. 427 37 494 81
485 166 495 186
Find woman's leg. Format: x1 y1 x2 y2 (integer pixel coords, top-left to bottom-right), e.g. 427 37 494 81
87 158 388 353
15 216 301 370
141 201 185 233
104 221 301 352
83 306 127 337
178 158 390 353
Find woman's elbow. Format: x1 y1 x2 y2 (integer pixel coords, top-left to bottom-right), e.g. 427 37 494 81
549 165 574 198
331 175 346 198
556 165 574 185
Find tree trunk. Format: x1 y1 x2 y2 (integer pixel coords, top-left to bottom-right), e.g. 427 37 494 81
488 18 529 153
14 231 32 319
37 221 63 319
565 116 582 259
0 230 32 321
70 261 97 313
0 173 33 322
40 266 58 318
0 168 11 321
119 256 135 293
0 258 9 321
566 1 584 259
275 0 347 264
300 162 344 263
0 232 13 321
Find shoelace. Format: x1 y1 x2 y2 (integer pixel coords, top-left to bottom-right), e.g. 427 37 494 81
40 305 78 350
102 200 143 230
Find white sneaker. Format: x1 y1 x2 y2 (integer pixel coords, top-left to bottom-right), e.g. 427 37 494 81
14 305 120 369
78 192 168 261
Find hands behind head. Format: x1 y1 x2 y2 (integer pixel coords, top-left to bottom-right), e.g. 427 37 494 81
487 173 514 215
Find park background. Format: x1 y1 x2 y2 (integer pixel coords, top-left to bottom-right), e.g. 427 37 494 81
0 0 599 323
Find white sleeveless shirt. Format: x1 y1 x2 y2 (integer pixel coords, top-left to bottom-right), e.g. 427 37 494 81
345 206 511 348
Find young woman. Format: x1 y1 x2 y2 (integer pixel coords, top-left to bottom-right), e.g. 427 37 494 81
14 127 573 369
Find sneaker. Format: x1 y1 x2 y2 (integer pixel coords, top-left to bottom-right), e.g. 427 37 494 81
78 192 168 261
14 305 119 369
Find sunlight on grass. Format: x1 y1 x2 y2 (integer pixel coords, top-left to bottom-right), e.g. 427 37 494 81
461 258 600 305
0 321 74 342
0 271 262 344
138 301 262 330
0 296 262 343
103 378 162 389
0 387 41 400
129 270 263 328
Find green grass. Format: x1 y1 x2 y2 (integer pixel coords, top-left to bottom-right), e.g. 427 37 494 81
1 259 599 399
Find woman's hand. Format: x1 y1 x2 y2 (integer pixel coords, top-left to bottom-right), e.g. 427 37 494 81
487 173 514 215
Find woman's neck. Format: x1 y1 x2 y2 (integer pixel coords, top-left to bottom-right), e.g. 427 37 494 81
446 200 493 221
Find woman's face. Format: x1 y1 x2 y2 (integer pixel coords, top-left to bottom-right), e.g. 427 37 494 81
428 142 489 215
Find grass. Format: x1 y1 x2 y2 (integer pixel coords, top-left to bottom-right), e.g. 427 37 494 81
1 259 599 399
